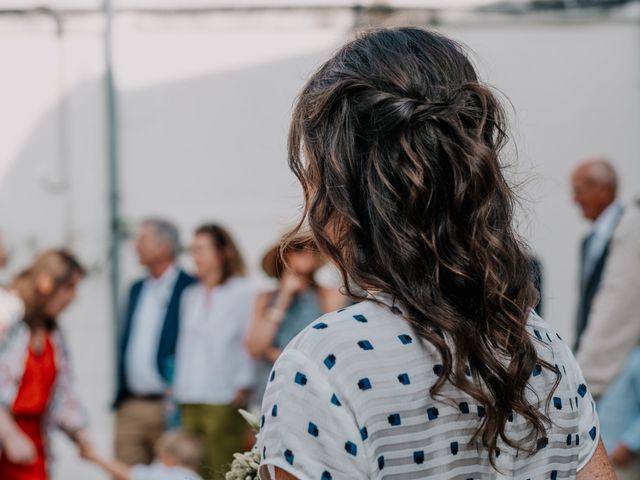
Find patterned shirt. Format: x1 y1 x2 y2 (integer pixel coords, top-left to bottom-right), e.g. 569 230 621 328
258 298 599 479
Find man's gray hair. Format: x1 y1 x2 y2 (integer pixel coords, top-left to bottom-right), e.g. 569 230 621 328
141 218 180 258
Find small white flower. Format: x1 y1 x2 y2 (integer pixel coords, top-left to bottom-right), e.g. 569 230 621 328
225 410 262 480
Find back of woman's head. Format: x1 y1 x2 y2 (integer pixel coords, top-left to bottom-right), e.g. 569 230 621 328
287 27 552 462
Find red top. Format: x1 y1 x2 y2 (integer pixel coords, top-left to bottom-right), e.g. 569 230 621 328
0 335 57 480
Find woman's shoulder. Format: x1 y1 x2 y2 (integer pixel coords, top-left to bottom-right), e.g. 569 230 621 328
524 311 588 395
525 311 570 354
280 299 416 366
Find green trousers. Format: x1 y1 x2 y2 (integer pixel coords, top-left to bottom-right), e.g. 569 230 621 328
180 403 247 480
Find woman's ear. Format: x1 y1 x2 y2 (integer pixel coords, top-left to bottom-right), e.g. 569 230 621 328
35 273 54 296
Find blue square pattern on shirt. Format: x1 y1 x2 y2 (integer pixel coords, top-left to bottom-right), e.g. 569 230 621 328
345 441 358 456
284 449 294 465
537 437 549 450
388 413 401 426
324 354 336 370
553 397 562 410
578 384 588 398
451 441 459 455
308 422 319 437
358 378 372 391
295 372 308 386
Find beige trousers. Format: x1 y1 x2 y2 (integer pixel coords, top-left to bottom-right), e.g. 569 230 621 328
114 398 165 465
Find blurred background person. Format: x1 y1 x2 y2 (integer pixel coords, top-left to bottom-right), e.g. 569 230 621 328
173 224 256 480
571 157 623 351
575 196 640 479
81 430 203 480
245 235 344 401
598 345 640 479
0 249 89 480
113 219 195 466
577 195 640 397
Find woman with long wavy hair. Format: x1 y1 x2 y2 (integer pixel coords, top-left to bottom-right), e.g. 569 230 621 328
257 28 613 479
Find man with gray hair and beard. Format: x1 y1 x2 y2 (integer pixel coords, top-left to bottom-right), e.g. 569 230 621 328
113 219 195 466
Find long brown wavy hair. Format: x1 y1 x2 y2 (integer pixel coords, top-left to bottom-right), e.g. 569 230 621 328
285 27 557 463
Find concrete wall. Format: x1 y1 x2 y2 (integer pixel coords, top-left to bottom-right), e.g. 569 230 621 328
0 6 638 479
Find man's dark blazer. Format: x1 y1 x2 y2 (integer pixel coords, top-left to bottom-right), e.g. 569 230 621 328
113 269 195 408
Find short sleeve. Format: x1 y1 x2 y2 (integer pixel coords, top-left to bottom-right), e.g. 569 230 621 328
258 348 369 480
560 340 601 472
576 377 600 471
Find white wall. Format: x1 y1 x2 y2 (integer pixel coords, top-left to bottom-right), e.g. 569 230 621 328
0 7 638 479
445 19 640 340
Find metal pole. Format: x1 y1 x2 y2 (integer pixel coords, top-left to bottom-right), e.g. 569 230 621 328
104 0 121 319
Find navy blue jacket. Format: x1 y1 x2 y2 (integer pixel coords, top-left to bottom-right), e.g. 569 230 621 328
113 269 195 408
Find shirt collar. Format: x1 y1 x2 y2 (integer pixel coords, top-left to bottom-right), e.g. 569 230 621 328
591 201 622 238
147 264 179 291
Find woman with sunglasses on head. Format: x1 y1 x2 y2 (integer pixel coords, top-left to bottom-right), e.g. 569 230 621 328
245 235 344 403
258 27 614 480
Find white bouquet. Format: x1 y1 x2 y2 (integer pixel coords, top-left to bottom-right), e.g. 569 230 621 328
225 409 261 480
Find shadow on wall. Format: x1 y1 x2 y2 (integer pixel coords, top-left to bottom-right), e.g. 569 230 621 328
0 48 336 480
0 49 332 277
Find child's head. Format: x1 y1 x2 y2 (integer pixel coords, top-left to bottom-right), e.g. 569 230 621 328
155 431 204 471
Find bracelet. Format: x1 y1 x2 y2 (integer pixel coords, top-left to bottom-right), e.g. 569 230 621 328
266 307 285 325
